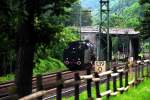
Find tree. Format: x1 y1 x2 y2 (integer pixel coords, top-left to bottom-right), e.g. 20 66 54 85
81 9 92 26
64 1 81 26
139 0 150 39
15 0 36 97
0 0 17 76
14 0 77 97
64 4 92 27
110 14 125 27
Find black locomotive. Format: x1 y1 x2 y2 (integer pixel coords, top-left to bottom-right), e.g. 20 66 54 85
63 40 96 70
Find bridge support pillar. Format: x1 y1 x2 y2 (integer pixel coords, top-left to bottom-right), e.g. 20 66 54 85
129 37 139 60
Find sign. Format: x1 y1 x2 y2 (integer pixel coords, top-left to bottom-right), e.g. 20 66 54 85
95 61 106 73
128 57 134 66
128 57 134 62
128 57 134 80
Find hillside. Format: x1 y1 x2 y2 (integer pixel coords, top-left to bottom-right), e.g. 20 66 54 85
111 0 139 13
80 0 99 10
80 0 140 27
81 0 138 11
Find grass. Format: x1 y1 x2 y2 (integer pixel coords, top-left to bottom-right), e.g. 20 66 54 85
110 78 150 100
62 78 150 100
62 79 116 100
0 73 14 83
0 57 67 84
62 66 150 100
33 57 67 75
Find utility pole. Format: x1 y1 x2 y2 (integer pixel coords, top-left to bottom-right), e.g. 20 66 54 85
78 1 92 41
97 0 110 65
96 2 110 99
149 38 150 57
98 1 110 99
79 0 82 40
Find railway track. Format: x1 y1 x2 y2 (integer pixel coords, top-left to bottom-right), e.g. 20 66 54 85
0 70 87 99
0 62 125 99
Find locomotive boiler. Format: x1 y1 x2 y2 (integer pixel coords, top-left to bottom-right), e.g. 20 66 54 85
63 40 96 70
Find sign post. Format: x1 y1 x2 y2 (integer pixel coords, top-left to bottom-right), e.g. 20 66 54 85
128 57 134 80
95 61 106 73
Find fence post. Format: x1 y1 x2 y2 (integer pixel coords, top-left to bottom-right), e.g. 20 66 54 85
148 62 150 77
119 70 123 94
106 72 111 99
74 72 80 100
139 62 142 77
86 69 93 100
94 72 101 99
141 62 144 78
146 62 150 78
36 74 43 100
112 66 117 95
134 63 138 85
125 63 129 88
137 62 143 82
129 63 133 81
146 62 149 77
136 64 140 78
56 72 63 100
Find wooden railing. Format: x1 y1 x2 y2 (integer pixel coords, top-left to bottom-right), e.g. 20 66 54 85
19 60 150 100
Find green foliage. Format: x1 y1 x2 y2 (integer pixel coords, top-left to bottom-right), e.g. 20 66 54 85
139 0 150 39
0 57 67 83
35 17 64 45
0 0 18 75
64 1 81 26
91 0 140 28
110 14 125 28
35 27 79 61
112 37 119 53
0 73 14 83
109 2 140 28
50 28 79 59
33 57 67 75
139 0 150 4
0 0 78 75
123 2 140 27
0 0 17 48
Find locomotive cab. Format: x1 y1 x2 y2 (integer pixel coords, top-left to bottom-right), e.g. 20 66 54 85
63 40 95 70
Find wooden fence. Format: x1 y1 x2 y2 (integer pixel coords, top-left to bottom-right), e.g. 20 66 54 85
19 60 150 100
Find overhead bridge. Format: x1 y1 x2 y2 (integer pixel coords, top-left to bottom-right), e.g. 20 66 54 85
80 26 140 60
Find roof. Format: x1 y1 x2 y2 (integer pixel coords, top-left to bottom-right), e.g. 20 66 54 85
81 26 139 35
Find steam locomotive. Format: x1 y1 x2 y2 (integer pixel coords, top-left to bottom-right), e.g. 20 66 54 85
63 40 96 70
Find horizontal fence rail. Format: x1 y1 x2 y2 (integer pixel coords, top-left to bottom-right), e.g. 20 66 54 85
19 59 150 100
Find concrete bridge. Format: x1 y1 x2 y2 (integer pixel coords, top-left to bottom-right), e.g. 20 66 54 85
80 26 140 60
80 26 139 44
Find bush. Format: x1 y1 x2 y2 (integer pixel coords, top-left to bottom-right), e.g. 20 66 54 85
33 57 67 75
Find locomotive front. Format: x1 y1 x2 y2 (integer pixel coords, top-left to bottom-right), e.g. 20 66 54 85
63 40 95 70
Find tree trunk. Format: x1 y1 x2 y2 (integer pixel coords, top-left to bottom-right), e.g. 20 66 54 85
16 41 35 97
15 0 35 97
